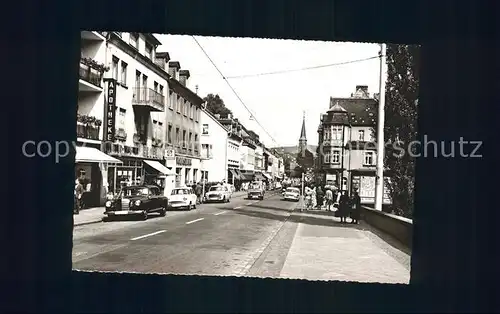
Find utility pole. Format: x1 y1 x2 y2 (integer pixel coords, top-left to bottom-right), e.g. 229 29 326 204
374 43 387 211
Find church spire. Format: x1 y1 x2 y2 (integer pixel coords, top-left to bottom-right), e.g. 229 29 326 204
299 111 307 153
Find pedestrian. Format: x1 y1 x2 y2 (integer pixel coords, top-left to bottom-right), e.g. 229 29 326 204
74 179 84 215
338 190 350 223
350 189 361 224
195 182 203 204
325 187 333 211
315 185 324 209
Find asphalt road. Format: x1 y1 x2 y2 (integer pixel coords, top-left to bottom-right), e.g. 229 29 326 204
73 192 299 277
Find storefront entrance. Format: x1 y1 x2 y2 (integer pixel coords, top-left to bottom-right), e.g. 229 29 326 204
107 158 144 194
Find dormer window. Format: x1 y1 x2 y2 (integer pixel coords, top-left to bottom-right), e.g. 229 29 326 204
129 33 139 50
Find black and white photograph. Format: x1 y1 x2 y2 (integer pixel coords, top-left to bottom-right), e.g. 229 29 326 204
73 31 419 284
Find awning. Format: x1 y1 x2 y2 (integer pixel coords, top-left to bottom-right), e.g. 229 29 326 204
254 173 265 181
76 146 122 164
229 169 240 180
262 172 272 180
143 160 176 175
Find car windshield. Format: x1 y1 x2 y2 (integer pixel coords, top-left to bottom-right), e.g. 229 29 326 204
286 188 299 193
171 189 188 195
209 186 223 192
120 187 149 197
249 182 261 189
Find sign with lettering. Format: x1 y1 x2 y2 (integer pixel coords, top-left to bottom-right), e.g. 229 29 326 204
104 79 117 142
176 156 192 166
165 148 175 160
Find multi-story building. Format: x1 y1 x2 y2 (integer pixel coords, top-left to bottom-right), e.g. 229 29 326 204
162 60 204 187
199 109 229 183
317 85 391 204
75 31 116 207
98 32 177 197
217 115 247 184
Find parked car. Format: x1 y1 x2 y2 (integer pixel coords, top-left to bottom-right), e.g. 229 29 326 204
205 185 232 203
167 187 197 210
104 185 168 220
247 181 265 200
283 187 301 202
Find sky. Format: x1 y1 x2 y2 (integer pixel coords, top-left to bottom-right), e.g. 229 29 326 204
155 34 381 148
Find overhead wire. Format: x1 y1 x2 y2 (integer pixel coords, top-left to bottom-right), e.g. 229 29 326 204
191 35 280 146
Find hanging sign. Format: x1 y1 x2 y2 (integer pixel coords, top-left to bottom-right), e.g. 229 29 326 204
104 79 117 142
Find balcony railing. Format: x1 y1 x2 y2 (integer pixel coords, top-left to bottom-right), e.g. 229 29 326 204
132 87 165 112
79 64 102 88
76 124 100 140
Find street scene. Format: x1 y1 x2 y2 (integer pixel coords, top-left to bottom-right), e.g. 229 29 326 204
74 32 418 283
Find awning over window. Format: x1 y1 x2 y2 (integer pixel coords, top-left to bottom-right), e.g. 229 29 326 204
254 173 265 181
229 169 240 180
262 172 272 180
75 146 122 164
143 160 176 175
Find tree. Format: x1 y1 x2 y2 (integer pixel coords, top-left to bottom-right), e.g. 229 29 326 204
203 93 233 117
373 44 419 219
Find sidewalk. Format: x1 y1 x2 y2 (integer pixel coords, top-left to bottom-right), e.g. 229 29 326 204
278 211 411 284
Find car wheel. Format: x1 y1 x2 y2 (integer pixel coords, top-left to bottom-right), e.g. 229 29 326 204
189 202 193 210
159 207 166 217
141 211 148 220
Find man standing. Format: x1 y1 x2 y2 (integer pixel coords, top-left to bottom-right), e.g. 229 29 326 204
195 182 203 205
325 187 334 211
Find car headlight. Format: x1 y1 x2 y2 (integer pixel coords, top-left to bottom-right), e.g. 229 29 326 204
134 200 141 206
105 201 111 207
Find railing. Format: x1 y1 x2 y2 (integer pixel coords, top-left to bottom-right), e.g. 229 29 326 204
361 206 413 249
76 124 100 140
79 64 102 88
132 87 165 111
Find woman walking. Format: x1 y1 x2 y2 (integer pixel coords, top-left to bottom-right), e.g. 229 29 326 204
338 190 350 223
350 190 361 224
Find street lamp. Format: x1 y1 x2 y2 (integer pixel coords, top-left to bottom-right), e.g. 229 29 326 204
374 43 387 211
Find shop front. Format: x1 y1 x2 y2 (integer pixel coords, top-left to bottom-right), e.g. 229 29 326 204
172 156 201 187
349 169 392 205
75 145 122 207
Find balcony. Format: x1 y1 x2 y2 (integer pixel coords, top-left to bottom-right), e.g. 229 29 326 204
79 58 106 92
132 88 165 112
76 114 102 141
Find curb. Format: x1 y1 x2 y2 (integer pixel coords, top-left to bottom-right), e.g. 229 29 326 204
74 218 103 227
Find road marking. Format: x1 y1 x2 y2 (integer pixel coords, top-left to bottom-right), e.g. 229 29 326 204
130 230 166 241
214 210 227 216
234 206 242 210
186 218 204 224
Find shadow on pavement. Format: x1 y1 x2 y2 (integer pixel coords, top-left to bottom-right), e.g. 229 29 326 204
102 213 165 222
247 202 299 213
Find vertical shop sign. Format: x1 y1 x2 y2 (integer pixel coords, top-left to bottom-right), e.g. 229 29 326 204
104 79 117 142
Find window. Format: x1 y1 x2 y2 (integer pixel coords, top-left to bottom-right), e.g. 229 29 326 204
188 132 193 150
183 99 188 116
112 56 119 80
175 127 180 146
194 134 198 151
364 151 374 165
195 107 199 122
142 74 148 99
157 122 163 141
182 130 187 147
177 95 181 113
167 124 172 144
152 120 158 138
145 43 153 59
159 84 164 95
190 104 194 119
331 150 340 164
135 71 141 88
358 130 365 141
129 33 139 49
120 61 127 86
154 81 158 92
169 91 174 109
332 126 343 140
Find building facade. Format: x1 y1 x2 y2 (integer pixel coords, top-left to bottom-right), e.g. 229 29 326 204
199 108 229 183
76 31 117 207
162 60 205 188
317 85 391 204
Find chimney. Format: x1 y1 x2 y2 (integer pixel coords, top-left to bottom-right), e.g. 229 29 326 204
168 61 181 79
227 113 232 119
179 69 190 87
154 52 170 70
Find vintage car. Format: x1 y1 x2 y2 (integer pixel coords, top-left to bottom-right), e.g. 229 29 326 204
205 185 231 203
247 181 265 200
168 187 197 210
283 187 301 202
104 185 168 220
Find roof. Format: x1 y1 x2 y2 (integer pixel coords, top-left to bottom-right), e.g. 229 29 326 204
168 77 204 105
156 51 170 61
168 61 181 69
328 101 348 113
299 114 307 140
327 97 378 126
144 33 162 46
